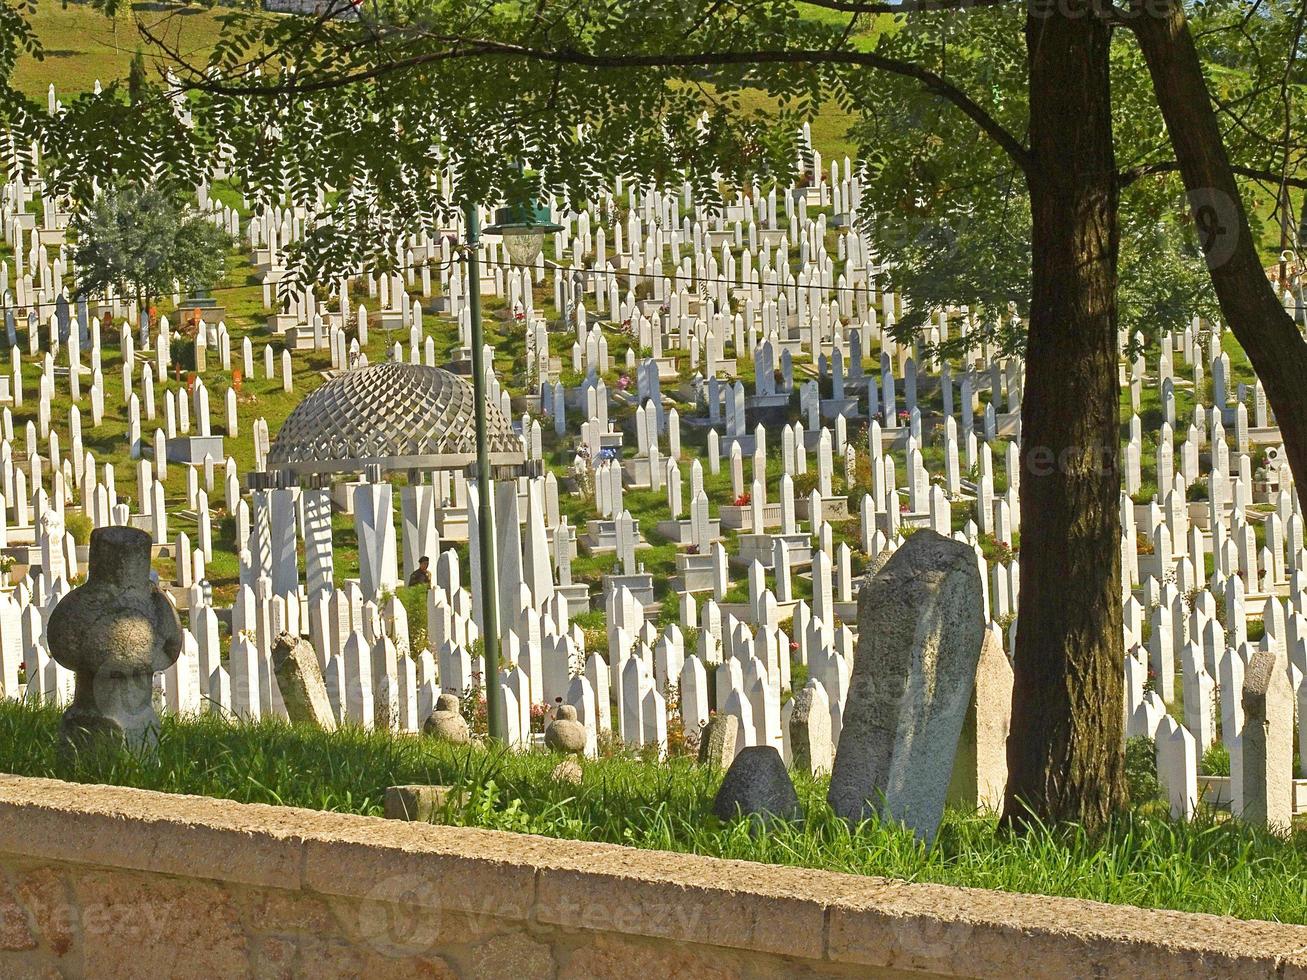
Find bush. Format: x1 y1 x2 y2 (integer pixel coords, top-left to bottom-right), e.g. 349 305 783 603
1201 742 1230 776
64 512 92 546
1125 735 1160 804
792 472 820 497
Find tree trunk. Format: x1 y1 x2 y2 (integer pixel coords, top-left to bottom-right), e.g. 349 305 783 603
1130 0 1307 498
1003 2 1126 830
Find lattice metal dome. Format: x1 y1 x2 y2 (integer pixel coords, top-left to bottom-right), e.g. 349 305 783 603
267 362 524 477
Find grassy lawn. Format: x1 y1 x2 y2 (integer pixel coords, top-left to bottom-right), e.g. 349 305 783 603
19 1 870 159
1 699 1304 924
12 2 235 102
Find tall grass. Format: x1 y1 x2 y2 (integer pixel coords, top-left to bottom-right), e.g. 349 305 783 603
0 701 1304 924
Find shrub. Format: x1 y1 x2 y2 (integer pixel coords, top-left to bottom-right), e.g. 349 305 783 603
64 513 92 546
1125 735 1160 805
1201 742 1230 776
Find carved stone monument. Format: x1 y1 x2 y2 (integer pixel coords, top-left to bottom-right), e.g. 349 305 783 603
544 704 587 754
424 692 471 743
47 526 182 752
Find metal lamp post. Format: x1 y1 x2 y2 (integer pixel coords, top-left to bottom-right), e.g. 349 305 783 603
463 199 562 741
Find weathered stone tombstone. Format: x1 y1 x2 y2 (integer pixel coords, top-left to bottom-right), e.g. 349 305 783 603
424 692 471 743
384 784 457 822
698 712 739 769
712 745 800 828
945 626 1012 813
1240 649 1293 830
46 526 182 753
828 530 985 842
544 703 587 754
788 678 833 776
270 631 336 730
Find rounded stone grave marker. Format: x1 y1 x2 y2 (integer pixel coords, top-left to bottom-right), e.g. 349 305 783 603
47 526 183 753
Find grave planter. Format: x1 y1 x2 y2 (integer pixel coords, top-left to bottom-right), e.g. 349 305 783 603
1199 774 1307 814
651 356 680 380
266 312 298 335
796 495 850 523
718 503 781 533
166 435 226 465
620 455 661 490
554 582 592 613
284 326 317 351
734 533 813 569
1252 479 1279 504
674 551 720 594
601 572 655 607
654 517 723 545
582 518 641 555
718 432 756 457
329 480 364 514
431 507 469 542
819 396 860 420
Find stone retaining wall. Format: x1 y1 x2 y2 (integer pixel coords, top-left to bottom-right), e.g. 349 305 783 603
0 774 1301 978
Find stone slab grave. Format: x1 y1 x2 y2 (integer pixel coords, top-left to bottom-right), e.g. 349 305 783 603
828 530 986 842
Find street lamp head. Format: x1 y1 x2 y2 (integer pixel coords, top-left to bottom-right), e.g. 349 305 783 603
485 203 563 266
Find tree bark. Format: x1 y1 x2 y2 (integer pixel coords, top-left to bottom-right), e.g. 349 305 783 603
1130 0 1307 497
1003 1 1126 830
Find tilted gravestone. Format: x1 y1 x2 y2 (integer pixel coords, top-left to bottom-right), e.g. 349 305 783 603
271 632 336 731
828 530 984 842
697 712 738 769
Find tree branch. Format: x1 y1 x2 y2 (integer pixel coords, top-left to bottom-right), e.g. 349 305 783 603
1118 160 1307 189
159 33 1033 171
798 0 1014 13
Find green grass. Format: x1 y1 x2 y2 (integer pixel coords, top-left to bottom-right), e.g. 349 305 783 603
20 1 869 160
13 2 237 102
2 700 1306 924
